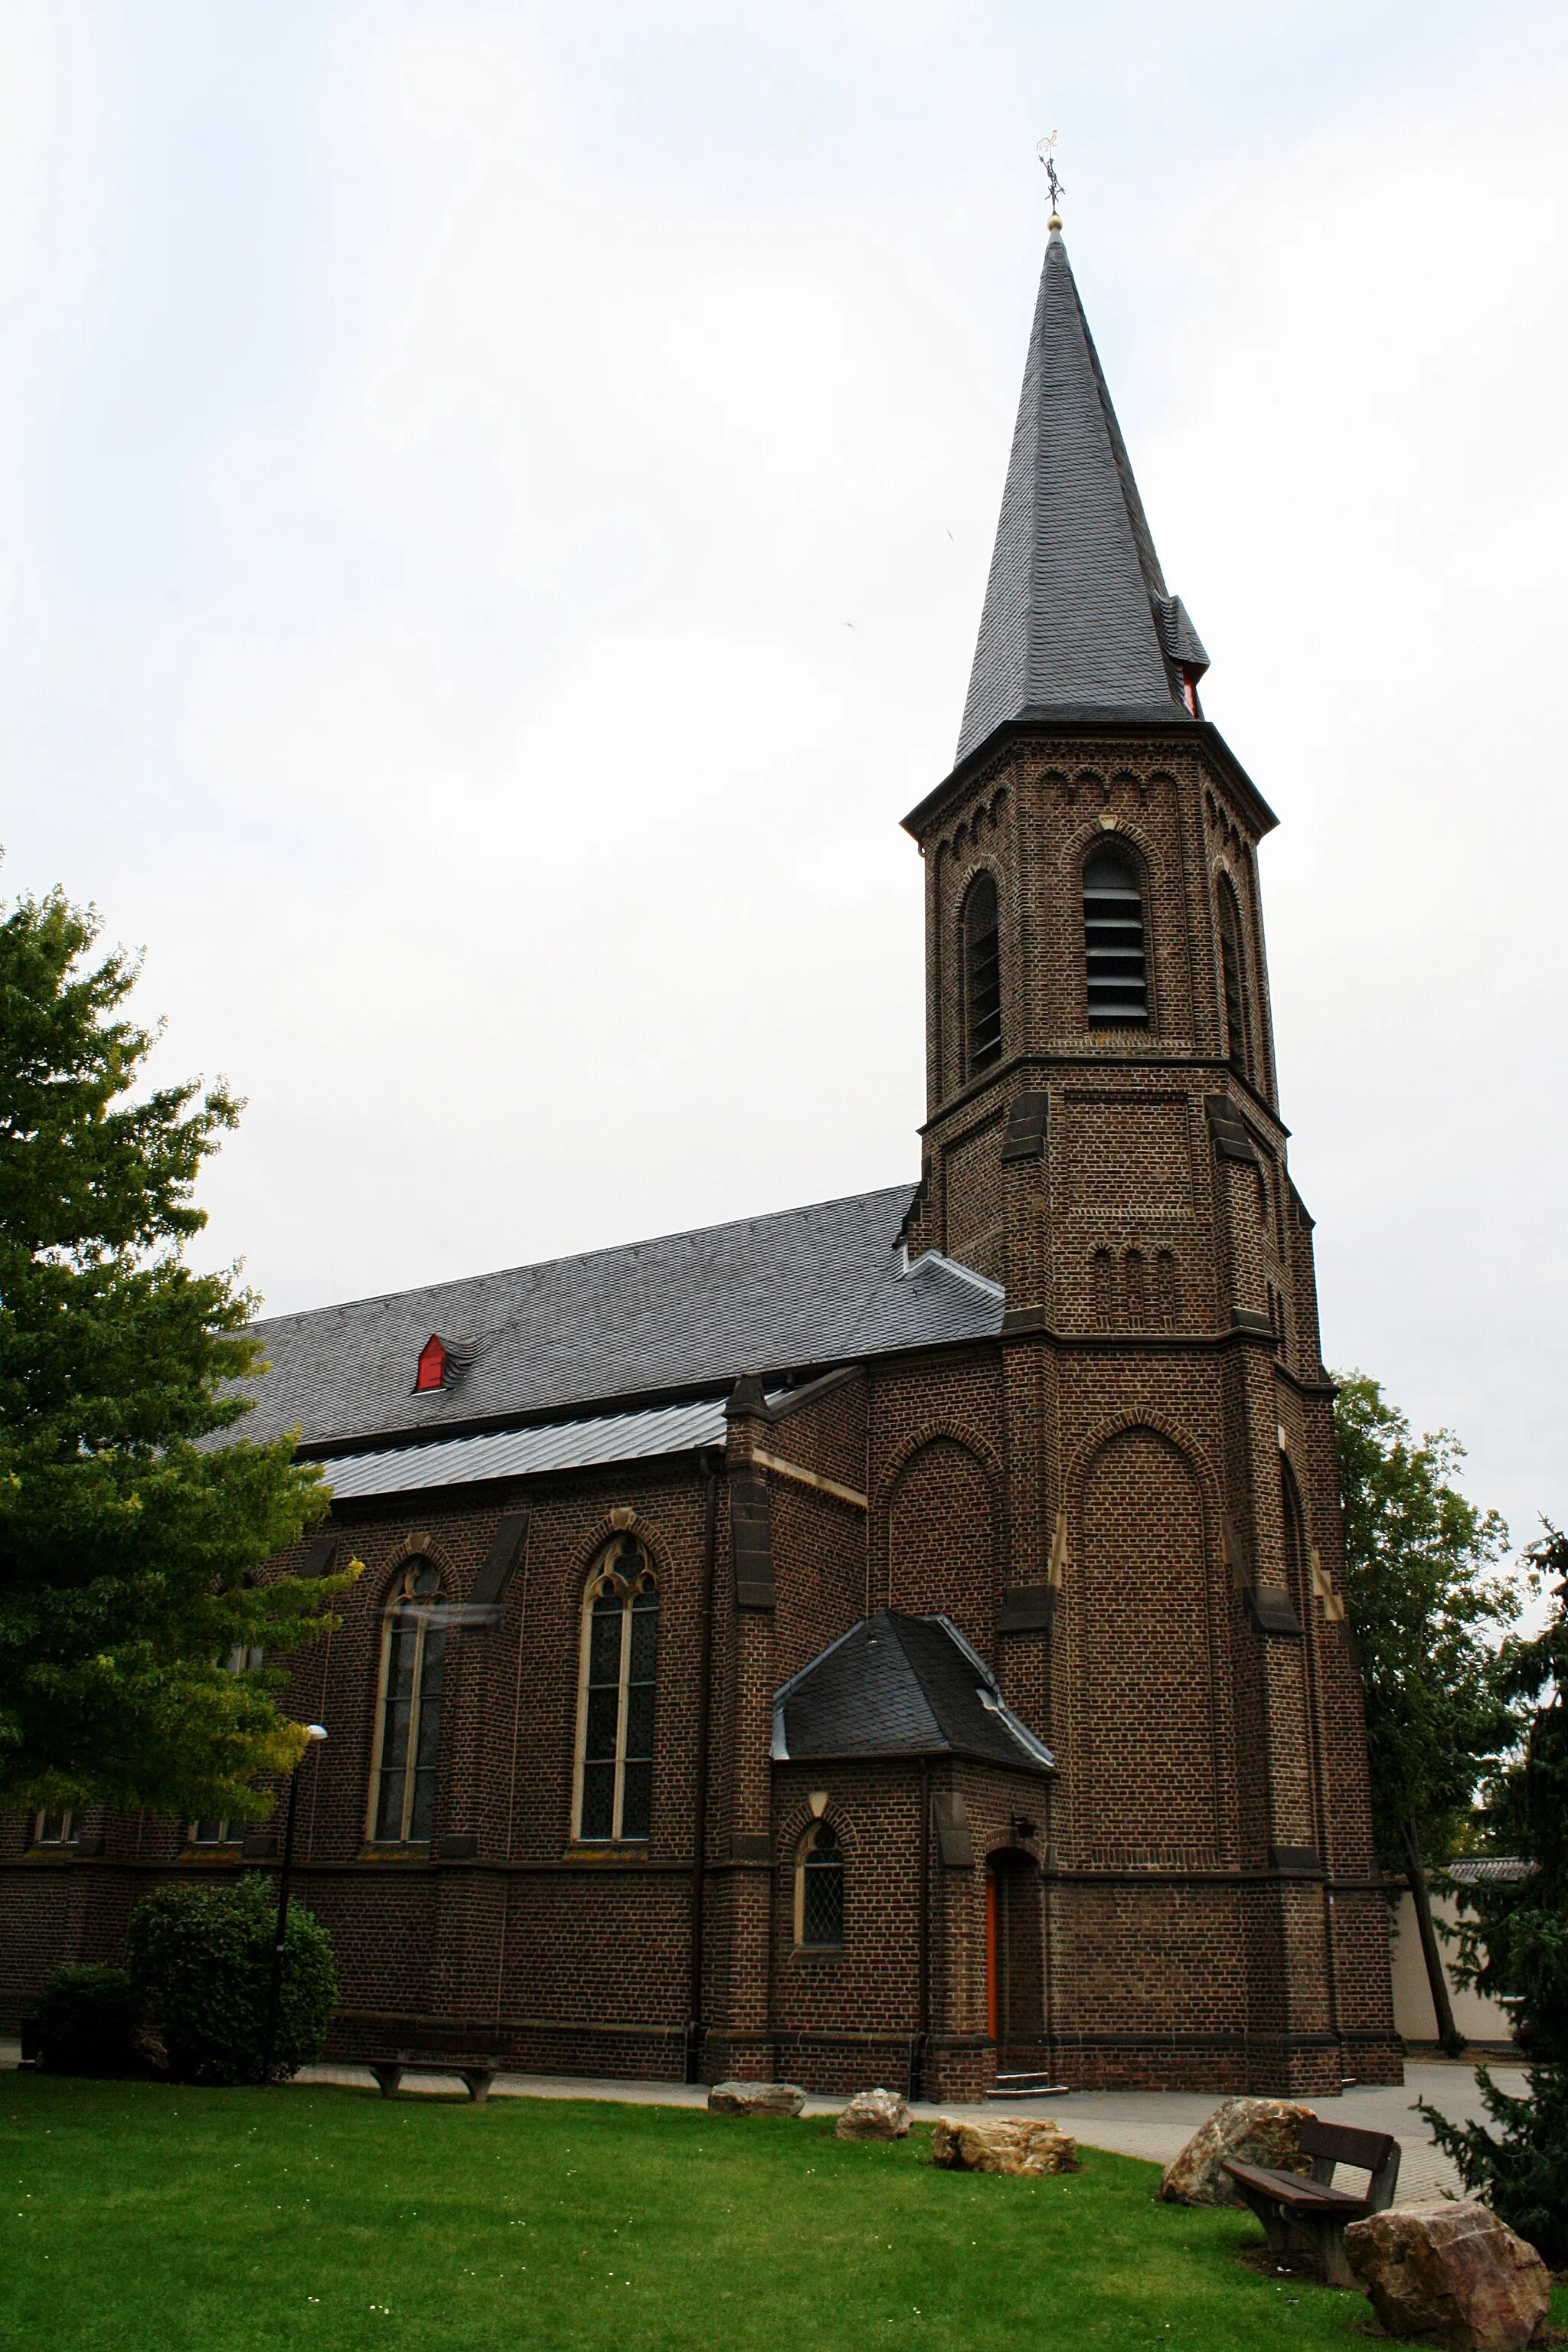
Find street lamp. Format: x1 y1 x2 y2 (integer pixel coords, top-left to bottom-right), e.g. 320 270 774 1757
263 1723 328 2084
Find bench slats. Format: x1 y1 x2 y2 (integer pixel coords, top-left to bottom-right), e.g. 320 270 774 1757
1223 2160 1370 2215
1297 2118 1396 2171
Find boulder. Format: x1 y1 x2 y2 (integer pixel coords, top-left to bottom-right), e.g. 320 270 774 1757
1344 2200 1551 2350
931 2116 1076 2177
836 2089 911 2141
1158 2097 1316 2207
706 2079 808 2118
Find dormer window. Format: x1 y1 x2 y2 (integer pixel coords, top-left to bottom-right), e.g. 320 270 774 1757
414 1334 449 1393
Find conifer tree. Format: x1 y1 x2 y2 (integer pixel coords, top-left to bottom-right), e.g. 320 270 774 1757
1424 1527 1568 2262
0 887 348 1822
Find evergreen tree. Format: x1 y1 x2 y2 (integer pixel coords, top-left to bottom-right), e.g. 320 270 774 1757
1333 1374 1517 2049
1424 1527 1568 2261
0 887 349 1822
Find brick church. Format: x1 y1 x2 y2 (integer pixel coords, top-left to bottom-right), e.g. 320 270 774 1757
2 212 1400 2098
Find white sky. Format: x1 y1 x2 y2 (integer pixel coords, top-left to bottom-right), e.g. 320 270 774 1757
2 2 1564 1559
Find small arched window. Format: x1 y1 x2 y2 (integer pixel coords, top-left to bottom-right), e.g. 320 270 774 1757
575 1538 659 1844
960 872 1003 1076
795 1820 844 1949
1217 875 1253 1079
370 1562 447 1846
1083 846 1148 1026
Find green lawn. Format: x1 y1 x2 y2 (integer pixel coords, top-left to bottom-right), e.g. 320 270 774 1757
2 2076 1560 2352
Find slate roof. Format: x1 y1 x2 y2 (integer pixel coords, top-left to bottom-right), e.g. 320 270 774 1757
956 225 1208 765
237 1186 1004 1454
773 1611 1057 1776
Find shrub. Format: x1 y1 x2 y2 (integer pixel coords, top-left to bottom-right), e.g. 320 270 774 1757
124 1872 336 2086
34 1962 140 2077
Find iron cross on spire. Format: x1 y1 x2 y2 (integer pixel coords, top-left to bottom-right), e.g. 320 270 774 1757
1036 131 1063 223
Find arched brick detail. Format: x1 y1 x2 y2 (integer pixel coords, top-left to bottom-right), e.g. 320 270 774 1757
1063 1412 1222 1534
777 1798 860 1860
570 1512 674 1598
1060 1418 1223 1866
373 1531 462 1609
877 1430 1001 1656
877 1422 1003 1501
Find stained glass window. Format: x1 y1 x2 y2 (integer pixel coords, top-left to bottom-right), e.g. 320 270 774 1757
799 1821 844 1948
371 1563 447 1844
574 1540 659 1844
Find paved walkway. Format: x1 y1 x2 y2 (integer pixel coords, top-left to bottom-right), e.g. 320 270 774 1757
4 2037 1517 2207
292 2055 1520 2207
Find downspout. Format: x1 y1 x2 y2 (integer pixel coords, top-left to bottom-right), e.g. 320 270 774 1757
910 1761 932 2104
685 1455 723 2083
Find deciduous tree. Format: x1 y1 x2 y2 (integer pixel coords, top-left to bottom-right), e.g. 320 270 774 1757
1333 1373 1517 2049
0 887 348 1822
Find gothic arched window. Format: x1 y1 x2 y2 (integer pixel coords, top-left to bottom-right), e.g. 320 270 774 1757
960 872 1003 1076
574 1538 659 1844
795 1820 844 1949
1217 874 1253 1078
1083 845 1148 1026
369 1561 447 1845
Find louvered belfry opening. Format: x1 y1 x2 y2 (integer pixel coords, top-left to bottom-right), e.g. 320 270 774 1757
1217 877 1252 1077
1083 845 1148 1025
962 871 1003 1073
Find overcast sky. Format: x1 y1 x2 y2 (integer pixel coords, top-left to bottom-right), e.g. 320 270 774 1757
2 1 1564 1560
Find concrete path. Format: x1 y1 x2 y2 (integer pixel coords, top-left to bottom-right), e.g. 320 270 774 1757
4 2037 1519 2208
292 2054 1521 2207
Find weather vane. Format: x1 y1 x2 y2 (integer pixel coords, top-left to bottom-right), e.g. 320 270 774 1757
1036 131 1063 223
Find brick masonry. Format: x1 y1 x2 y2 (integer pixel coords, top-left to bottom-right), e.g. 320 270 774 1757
0 724 1402 2099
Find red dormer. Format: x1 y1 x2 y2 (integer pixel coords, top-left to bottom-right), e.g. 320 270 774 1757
414 1334 449 1393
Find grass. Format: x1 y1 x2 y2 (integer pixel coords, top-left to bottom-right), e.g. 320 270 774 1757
3 2077 1563 2352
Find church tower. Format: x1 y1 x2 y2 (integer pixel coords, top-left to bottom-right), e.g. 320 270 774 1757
899 214 1396 2092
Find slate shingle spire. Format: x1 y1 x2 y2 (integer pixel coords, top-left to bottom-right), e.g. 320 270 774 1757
956 220 1210 765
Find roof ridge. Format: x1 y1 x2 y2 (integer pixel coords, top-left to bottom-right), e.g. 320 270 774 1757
253 1179 917 1332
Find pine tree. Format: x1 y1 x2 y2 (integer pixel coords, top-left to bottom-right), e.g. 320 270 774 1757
1423 1527 1568 2262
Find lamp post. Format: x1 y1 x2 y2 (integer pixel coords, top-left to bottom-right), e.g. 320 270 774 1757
262 1723 327 2084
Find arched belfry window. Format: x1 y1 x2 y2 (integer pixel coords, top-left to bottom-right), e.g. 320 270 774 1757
369 1562 447 1845
795 1820 844 1949
575 1537 659 1844
1217 875 1253 1079
960 872 1003 1076
1083 845 1148 1026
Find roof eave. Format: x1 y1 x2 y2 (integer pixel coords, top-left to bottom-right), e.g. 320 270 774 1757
773 1740 1057 1778
901 712 1279 843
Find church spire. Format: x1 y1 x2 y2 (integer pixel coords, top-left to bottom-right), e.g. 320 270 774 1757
956 221 1210 765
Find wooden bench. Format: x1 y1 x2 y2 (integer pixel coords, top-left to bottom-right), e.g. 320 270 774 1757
366 2053 501 2104
1225 2118 1401 2288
